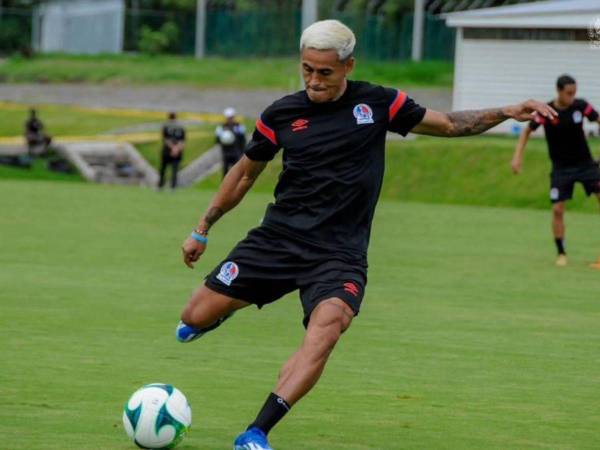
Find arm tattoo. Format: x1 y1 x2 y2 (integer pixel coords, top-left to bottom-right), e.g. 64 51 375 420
446 108 508 137
203 207 224 230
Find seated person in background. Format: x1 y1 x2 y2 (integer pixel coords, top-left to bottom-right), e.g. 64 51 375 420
24 109 52 156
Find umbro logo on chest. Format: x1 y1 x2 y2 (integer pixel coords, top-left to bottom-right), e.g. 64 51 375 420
291 119 309 132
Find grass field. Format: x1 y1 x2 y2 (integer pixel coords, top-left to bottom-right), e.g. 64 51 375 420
2 180 600 449
3 131 600 213
198 134 600 213
4 100 598 213
0 102 155 136
0 54 454 89
0 102 220 171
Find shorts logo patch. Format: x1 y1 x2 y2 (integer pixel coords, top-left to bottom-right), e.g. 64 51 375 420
572 110 583 123
550 187 560 200
217 261 239 286
343 281 360 297
353 104 374 125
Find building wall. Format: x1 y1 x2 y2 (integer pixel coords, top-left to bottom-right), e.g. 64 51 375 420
452 34 600 134
38 0 124 54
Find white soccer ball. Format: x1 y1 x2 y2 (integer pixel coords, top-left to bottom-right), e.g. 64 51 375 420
123 383 192 449
219 129 236 146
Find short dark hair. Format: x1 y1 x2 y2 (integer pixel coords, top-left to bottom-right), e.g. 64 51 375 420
168 112 177 120
556 74 576 90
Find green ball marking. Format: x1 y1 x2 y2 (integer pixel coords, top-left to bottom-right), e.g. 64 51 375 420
155 403 189 449
144 383 174 396
124 402 142 430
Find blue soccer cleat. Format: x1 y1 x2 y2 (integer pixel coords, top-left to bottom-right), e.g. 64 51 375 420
233 427 273 450
175 312 234 343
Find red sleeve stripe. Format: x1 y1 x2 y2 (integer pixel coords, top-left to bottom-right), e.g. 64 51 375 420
389 90 407 122
256 118 277 145
583 104 594 116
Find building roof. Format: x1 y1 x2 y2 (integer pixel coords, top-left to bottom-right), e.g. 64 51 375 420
445 0 600 29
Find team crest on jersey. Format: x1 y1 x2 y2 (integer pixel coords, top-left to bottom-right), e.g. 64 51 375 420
353 104 374 124
217 261 239 286
572 110 583 123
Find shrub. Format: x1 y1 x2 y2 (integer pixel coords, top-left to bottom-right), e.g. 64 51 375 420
138 21 180 55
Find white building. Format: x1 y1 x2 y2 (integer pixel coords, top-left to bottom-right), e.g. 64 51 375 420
33 0 125 54
445 0 600 134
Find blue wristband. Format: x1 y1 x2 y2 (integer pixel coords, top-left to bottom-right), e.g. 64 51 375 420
190 232 208 244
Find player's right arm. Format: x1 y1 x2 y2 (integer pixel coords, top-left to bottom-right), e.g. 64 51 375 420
511 126 533 174
181 156 267 268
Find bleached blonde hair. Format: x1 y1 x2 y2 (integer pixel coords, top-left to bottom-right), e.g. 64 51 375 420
300 20 356 61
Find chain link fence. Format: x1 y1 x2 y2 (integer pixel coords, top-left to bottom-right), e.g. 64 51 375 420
1 7 454 61
0 8 33 55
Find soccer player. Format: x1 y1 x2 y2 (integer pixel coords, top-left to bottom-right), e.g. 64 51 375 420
176 20 556 450
511 75 600 267
158 112 185 190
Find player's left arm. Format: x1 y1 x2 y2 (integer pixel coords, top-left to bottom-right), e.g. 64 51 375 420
581 101 600 125
412 100 557 137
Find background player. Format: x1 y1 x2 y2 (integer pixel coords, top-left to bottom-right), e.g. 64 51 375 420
158 111 186 190
177 20 556 450
511 75 600 267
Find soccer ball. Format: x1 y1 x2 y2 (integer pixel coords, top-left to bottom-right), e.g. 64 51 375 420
122 383 192 449
219 129 236 146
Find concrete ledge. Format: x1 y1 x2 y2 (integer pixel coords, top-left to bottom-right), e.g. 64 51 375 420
57 141 158 186
178 145 222 187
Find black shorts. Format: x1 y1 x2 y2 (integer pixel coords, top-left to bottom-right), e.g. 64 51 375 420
205 226 367 327
550 163 600 203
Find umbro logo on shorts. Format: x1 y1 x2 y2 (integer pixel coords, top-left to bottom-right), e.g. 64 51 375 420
343 282 360 297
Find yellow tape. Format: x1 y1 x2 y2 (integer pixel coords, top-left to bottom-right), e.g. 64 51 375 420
0 101 237 124
0 130 210 145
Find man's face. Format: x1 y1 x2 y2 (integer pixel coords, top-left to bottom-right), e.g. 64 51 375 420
301 48 354 103
557 83 576 107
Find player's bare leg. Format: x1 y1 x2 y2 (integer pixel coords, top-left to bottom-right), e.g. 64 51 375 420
590 193 600 269
275 298 353 404
552 201 567 266
234 298 354 449
176 285 249 342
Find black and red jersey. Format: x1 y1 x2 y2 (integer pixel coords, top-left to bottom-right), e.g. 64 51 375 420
244 80 426 258
529 98 599 169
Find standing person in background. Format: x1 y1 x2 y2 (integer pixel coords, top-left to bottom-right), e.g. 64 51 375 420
24 108 52 156
511 75 600 268
216 107 246 178
158 112 186 190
